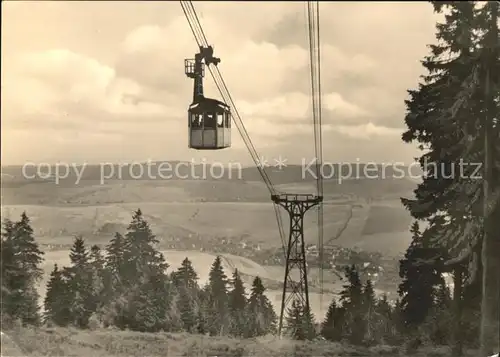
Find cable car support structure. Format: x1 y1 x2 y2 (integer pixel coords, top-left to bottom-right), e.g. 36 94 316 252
180 1 325 336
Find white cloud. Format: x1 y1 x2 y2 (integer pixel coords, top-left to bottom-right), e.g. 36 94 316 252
1 1 432 165
323 93 370 119
3 49 182 126
332 123 402 139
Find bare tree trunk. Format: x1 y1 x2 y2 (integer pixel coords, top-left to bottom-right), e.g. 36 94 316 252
480 3 500 353
452 266 464 357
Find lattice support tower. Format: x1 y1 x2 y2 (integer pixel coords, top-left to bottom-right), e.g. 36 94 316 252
272 193 323 336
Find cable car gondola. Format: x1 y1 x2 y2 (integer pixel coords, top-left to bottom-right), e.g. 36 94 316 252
184 46 231 150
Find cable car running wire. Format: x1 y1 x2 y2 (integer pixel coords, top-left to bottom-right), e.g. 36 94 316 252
180 0 325 336
306 0 325 317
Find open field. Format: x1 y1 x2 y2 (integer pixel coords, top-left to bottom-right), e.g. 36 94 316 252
1 199 413 256
1 327 477 357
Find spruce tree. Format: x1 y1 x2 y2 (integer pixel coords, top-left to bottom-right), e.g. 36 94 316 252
88 245 106 317
1 218 19 323
177 285 198 332
321 299 340 341
105 232 126 285
129 282 161 332
122 209 168 284
375 294 396 345
128 271 170 332
44 264 71 326
398 221 443 332
426 280 453 345
401 2 499 352
228 269 247 337
247 276 277 337
13 212 44 281
401 1 479 242
392 299 405 342
362 279 377 343
285 299 316 340
165 285 184 333
286 299 304 340
171 257 199 290
339 265 365 345
205 256 229 336
1 213 44 326
171 258 200 332
102 232 126 327
15 213 44 325
196 288 208 335
65 236 94 328
119 210 170 332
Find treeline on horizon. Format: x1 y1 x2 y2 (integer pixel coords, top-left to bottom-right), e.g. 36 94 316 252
0 210 481 351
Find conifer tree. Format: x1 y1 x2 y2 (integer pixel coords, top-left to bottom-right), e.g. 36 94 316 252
205 256 229 336
122 209 168 284
105 232 126 286
171 258 200 332
171 257 199 290
13 212 44 281
401 2 499 352
247 276 277 337
166 285 184 333
44 264 71 326
119 210 170 332
177 285 198 332
1 218 20 322
321 299 340 341
102 232 127 327
374 294 395 345
425 280 453 345
401 1 480 245
398 222 443 332
65 236 94 328
392 299 405 342
285 299 316 340
196 288 208 335
339 265 365 345
228 269 247 337
362 279 377 342
88 245 106 316
1 214 44 326
128 271 170 332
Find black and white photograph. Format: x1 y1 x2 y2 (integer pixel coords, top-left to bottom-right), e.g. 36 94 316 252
1 1 499 356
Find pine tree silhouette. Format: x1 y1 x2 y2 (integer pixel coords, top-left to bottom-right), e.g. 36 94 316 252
44 264 71 326
1 213 44 326
398 221 443 332
228 269 247 337
205 256 229 336
339 265 365 345
247 276 277 337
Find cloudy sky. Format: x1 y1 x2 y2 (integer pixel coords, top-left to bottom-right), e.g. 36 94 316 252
2 1 441 166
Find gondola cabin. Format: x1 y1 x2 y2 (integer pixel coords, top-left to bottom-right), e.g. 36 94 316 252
188 98 231 150
184 45 231 150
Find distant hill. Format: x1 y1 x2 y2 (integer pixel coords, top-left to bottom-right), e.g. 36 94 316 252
1 161 418 257
1 161 418 261
1 162 418 204
1 162 422 185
